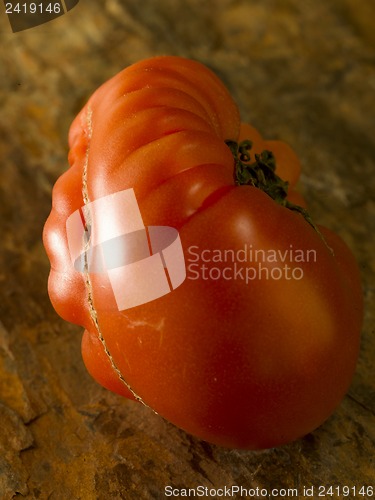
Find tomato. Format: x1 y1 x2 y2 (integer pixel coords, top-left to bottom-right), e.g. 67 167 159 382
43 56 363 449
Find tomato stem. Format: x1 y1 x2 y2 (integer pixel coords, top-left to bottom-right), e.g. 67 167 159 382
226 139 333 254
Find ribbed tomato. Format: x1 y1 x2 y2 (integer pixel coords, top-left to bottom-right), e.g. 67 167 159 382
43 56 362 449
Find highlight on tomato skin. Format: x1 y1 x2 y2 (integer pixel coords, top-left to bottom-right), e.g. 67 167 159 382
43 55 363 450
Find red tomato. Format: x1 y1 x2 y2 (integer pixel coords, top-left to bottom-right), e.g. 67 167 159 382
43 56 363 449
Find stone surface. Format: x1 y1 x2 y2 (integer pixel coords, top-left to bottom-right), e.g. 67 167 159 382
0 0 374 498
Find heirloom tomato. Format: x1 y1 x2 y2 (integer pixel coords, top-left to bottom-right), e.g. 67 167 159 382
43 56 363 449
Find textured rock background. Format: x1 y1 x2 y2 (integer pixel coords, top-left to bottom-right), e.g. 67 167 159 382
0 0 374 498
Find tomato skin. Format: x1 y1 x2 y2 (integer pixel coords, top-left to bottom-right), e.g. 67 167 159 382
77 186 362 449
43 56 363 449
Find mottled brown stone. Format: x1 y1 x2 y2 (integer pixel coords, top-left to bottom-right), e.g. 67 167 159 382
0 0 374 498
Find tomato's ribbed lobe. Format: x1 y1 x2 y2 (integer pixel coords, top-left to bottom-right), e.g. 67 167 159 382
69 56 241 213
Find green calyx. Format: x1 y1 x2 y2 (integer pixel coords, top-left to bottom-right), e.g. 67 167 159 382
226 139 289 204
225 139 333 253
